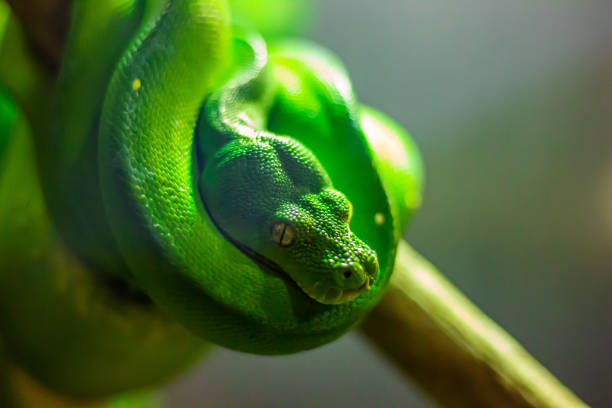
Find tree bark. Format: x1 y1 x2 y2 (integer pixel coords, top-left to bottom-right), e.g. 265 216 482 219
360 241 588 407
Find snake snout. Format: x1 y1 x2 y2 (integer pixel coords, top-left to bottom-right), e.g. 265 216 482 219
333 262 369 291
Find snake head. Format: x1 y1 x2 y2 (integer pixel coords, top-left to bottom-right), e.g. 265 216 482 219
200 137 379 305
264 188 379 304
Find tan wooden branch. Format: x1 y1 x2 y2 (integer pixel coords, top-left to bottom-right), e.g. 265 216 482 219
360 241 588 407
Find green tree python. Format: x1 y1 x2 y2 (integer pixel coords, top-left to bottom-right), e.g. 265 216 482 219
0 0 423 400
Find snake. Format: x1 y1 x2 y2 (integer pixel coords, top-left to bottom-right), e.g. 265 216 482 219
0 0 423 400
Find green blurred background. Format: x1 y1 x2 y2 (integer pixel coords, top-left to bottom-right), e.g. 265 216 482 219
165 1 612 406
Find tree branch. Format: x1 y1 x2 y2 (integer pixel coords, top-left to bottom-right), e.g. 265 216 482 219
360 241 588 407
5 0 70 73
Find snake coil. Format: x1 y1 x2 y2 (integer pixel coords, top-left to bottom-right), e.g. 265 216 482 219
0 0 423 398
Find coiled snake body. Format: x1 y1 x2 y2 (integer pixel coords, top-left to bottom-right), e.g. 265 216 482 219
0 0 423 398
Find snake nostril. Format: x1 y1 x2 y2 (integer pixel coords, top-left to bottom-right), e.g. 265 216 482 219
343 270 352 279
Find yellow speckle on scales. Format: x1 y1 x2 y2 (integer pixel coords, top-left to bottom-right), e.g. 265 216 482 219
132 78 141 91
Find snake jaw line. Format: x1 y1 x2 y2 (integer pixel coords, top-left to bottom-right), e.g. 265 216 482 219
291 266 375 305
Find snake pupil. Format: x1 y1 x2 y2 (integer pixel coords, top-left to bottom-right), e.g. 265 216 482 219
271 222 295 247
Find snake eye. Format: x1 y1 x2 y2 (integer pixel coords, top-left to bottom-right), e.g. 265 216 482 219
271 222 296 247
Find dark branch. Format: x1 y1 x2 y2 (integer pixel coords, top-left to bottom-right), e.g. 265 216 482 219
6 0 70 73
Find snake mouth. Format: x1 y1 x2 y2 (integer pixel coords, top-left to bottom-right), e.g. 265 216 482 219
262 250 376 305
208 220 373 305
232 242 372 305
294 275 374 305
263 259 369 305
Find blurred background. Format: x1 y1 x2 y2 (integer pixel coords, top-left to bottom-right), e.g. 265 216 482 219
166 1 612 406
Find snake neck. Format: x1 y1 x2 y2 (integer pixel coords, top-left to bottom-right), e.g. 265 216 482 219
196 29 276 161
